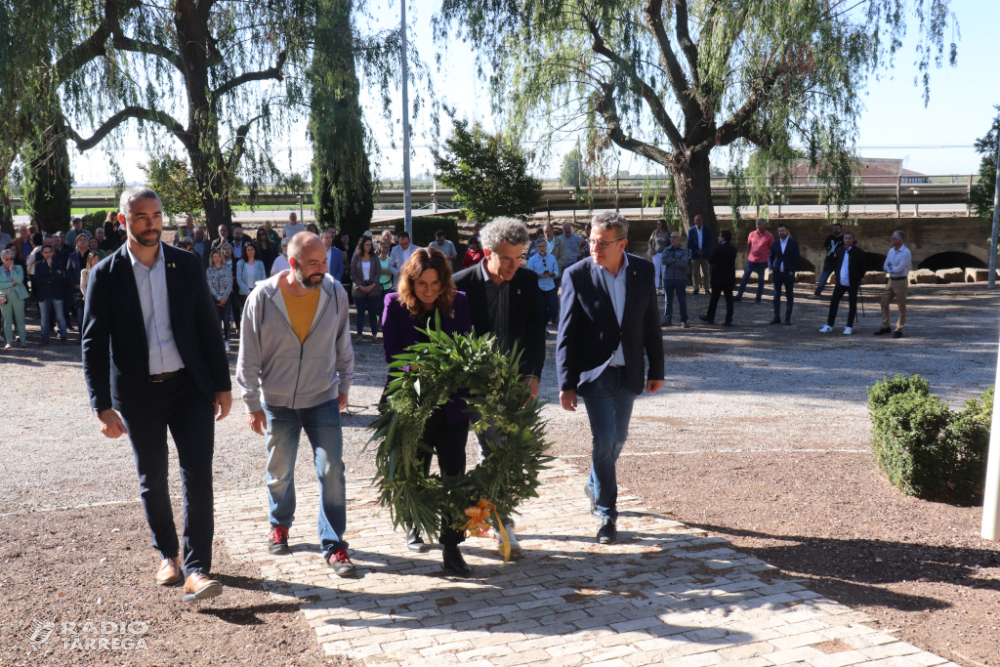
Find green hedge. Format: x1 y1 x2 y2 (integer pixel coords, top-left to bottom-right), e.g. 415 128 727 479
868 374 992 500
81 210 110 234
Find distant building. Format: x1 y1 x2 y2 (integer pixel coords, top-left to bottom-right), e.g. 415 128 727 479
789 157 929 186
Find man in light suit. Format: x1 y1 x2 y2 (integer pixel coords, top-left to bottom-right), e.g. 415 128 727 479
768 223 800 325
322 229 344 281
388 231 420 289
687 214 712 294
82 186 233 602
557 212 664 545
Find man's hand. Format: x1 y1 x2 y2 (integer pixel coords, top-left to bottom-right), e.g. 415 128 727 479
97 409 128 439
560 390 577 412
523 377 540 404
338 393 349 411
646 379 665 395
214 391 232 422
247 409 267 436
219 297 227 306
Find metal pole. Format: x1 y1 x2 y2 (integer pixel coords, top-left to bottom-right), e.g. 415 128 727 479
400 0 413 238
982 330 1000 539
988 124 1000 290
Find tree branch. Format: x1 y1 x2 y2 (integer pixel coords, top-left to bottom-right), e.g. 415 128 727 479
594 83 675 168
226 113 266 172
66 106 190 152
700 71 781 153
675 0 699 88
54 22 112 81
111 33 185 71
211 51 287 103
585 19 685 151
643 0 700 122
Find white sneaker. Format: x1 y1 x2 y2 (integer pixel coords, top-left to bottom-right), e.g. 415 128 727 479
843 327 853 335
818 325 833 333
496 521 520 552
224 341 231 351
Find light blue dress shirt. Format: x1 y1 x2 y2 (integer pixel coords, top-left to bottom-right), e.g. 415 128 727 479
600 253 629 367
127 243 185 375
526 252 559 291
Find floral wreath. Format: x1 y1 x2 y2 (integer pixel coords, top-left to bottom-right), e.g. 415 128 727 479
368 315 552 562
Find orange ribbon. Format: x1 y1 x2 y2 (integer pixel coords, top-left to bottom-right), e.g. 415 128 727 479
461 499 511 563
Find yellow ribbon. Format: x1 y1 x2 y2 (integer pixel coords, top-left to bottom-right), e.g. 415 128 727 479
461 499 511 563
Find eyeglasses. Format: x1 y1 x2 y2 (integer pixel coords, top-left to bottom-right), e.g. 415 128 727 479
588 237 625 250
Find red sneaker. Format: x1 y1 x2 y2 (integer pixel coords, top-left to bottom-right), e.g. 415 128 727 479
268 526 290 555
327 549 356 577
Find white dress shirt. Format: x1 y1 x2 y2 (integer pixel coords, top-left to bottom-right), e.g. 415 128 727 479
779 237 788 272
839 248 852 287
884 245 912 279
126 243 185 375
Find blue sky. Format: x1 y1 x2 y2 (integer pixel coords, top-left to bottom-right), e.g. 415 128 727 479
71 0 999 185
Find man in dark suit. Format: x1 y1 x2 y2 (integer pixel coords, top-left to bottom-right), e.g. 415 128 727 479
557 212 665 545
686 214 713 294
453 217 545 552
820 230 866 335
700 230 737 326
82 186 233 602
768 223 800 325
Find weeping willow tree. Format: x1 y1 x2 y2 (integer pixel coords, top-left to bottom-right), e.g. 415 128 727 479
437 0 958 232
309 0 375 239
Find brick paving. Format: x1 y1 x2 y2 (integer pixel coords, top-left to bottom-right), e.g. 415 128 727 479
215 460 957 667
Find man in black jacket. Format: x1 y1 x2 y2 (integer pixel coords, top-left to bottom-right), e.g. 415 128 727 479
768 224 800 325
453 217 545 552
700 230 737 326
82 186 233 602
812 223 844 297
820 231 866 335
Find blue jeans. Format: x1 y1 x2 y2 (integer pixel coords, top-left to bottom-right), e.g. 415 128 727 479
539 288 558 325
578 366 638 522
736 261 768 301
41 297 68 340
663 278 687 322
773 273 795 321
263 399 347 556
813 269 834 296
355 294 380 336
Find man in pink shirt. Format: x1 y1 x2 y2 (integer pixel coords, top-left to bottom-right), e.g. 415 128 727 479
735 218 774 303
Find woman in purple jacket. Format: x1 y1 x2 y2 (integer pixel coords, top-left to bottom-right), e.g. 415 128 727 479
381 247 474 576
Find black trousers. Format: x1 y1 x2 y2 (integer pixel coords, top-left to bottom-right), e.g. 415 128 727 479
119 374 216 577
419 408 469 546
707 284 734 324
827 283 859 327
773 273 795 322
233 292 247 333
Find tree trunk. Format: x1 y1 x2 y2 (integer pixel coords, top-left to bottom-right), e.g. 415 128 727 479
670 150 717 237
189 148 235 239
309 0 373 241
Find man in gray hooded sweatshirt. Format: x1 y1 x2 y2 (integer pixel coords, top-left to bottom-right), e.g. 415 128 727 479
236 232 356 576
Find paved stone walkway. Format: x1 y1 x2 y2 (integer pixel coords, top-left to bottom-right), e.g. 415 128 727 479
215 461 956 667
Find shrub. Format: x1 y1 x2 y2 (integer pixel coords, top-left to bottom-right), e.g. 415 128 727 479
868 375 992 500
81 210 110 235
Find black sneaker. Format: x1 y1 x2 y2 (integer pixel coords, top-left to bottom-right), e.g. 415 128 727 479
893 330 903 339
327 549 356 577
769 317 781 324
268 526 290 555
597 519 617 545
873 327 891 336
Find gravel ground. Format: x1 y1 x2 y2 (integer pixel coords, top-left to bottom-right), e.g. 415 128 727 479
1 281 998 665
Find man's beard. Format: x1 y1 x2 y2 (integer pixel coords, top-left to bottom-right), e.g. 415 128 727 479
294 266 324 291
133 229 161 247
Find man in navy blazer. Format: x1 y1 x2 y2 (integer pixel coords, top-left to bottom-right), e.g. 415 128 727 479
686 214 713 294
82 187 232 602
557 212 664 545
768 223 800 325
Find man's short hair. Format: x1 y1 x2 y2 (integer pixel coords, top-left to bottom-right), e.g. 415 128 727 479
480 217 529 252
591 211 629 239
535 237 546 245
288 232 318 261
777 223 788 230
892 230 906 241
755 217 767 226
670 231 680 238
720 230 732 242
844 231 855 239
435 229 445 238
72 217 82 225
832 222 842 228
397 231 410 240
231 222 242 229
118 186 161 222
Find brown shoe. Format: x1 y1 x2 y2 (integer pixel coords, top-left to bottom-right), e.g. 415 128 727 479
154 557 183 587
182 572 223 602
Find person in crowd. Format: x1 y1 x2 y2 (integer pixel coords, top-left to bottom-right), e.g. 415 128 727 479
379 229 394 254
811 222 845 298
557 212 664 545
16 224 34 261
263 220 281 247
82 186 232 602
305 223 319 235
382 248 474 575
526 237 559 330
0 228 12 248
206 249 234 351
66 235 92 334
338 233 353 299
687 214 712 295
221 242 239 332
648 219 670 294
388 231 419 289
875 230 911 339
735 217 773 302
95 227 114 254
0 249 28 349
25 233 45 308
102 211 120 250
88 236 106 261
429 229 458 265
174 215 196 247
700 230 737 327
660 231 689 327
230 224 246 260
235 242 265 329
454 218 545 553
377 237 393 299
270 238 291 276
211 223 231 259
322 230 344 281
177 239 195 253
66 217 93 248
255 228 277 275
526 228 545 258
35 245 69 344
236 232 356 576
768 223 800 325
52 232 71 266
189 226 209 265
560 221 586 270
79 251 101 299
283 212 306 239
819 231 866 335
350 236 383 340
541 223 566 278
462 237 485 268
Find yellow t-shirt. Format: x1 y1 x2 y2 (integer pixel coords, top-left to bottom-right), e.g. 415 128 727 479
279 283 320 344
